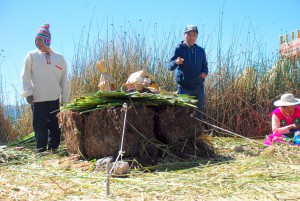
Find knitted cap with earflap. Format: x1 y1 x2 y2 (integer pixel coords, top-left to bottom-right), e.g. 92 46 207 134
35 23 51 46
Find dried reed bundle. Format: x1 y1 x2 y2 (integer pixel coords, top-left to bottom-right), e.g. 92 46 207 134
1 137 300 200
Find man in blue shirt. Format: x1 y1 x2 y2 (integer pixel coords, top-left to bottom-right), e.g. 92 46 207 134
168 25 208 119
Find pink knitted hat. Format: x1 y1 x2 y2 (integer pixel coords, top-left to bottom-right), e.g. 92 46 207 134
35 23 51 46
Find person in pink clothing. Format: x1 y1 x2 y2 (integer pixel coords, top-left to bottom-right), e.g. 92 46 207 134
265 93 300 146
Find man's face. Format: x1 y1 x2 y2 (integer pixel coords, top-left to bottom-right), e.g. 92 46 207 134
184 31 198 46
35 38 48 52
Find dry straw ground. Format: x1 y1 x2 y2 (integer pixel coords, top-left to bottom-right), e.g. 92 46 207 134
1 136 300 201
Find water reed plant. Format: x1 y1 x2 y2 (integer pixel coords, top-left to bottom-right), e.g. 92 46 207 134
1 18 299 142
68 19 300 139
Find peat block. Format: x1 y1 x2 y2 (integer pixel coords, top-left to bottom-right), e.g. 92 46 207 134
154 106 201 144
84 106 157 159
154 106 204 157
59 105 206 160
58 110 85 156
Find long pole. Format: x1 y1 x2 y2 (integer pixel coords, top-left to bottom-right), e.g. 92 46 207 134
106 161 110 196
106 103 128 196
120 103 128 161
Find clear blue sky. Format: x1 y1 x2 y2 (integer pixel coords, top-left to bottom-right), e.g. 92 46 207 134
0 0 299 104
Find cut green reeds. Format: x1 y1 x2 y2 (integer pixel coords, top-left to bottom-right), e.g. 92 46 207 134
7 132 35 147
62 91 198 113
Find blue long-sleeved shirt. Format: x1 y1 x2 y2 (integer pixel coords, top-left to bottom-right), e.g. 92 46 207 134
168 41 208 90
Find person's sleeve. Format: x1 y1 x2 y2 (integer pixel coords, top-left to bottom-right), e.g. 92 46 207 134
167 46 179 71
60 56 70 105
272 114 294 134
201 48 208 75
21 53 34 98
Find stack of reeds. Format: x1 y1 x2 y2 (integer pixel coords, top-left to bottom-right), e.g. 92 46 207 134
62 91 198 114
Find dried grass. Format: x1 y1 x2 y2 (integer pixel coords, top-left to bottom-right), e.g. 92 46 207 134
0 104 15 143
1 137 300 200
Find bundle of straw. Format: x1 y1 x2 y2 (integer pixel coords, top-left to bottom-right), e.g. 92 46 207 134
96 60 115 92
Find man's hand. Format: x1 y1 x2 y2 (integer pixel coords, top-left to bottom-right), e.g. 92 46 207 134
60 102 68 107
175 57 184 65
26 95 34 105
200 72 207 79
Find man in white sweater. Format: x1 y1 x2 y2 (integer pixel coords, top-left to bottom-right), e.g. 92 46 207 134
21 23 70 153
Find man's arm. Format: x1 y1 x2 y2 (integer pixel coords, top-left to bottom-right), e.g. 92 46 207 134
21 52 34 100
167 47 180 71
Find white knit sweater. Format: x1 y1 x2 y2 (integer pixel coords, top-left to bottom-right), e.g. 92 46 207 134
21 50 70 104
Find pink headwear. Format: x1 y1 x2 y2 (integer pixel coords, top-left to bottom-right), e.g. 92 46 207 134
35 23 51 46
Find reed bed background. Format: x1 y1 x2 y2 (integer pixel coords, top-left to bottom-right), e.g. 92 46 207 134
1 19 300 143
64 21 299 137
69 19 299 139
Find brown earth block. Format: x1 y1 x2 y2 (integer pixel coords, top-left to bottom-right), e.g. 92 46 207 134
83 105 158 159
58 111 86 156
154 106 206 157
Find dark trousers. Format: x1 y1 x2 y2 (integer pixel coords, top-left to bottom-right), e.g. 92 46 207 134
178 84 205 119
32 99 60 150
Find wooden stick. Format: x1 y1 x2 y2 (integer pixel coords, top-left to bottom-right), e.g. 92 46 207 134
285 33 289 43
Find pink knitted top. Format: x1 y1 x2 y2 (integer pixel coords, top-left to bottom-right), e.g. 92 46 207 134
271 106 300 134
